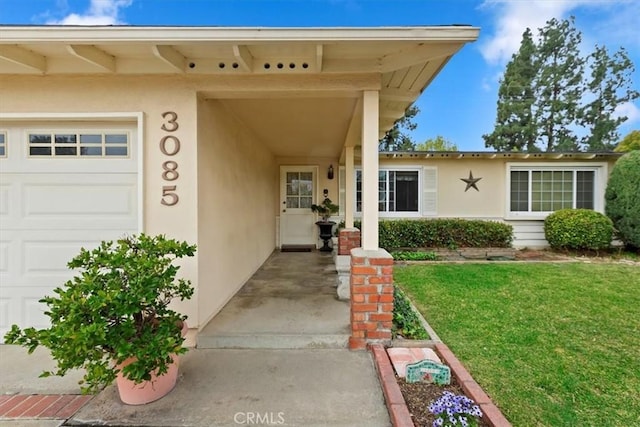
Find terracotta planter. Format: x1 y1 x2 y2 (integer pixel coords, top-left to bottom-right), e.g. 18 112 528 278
115 321 188 405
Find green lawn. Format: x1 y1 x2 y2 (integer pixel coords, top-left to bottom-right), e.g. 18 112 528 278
394 263 640 427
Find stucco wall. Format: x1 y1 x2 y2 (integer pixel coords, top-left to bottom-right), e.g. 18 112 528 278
197 99 278 327
0 74 200 322
378 158 506 219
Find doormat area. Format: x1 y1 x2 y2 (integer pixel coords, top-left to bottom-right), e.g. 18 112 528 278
281 245 314 252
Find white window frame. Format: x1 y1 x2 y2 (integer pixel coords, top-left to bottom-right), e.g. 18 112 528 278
505 162 607 220
26 130 131 158
355 166 423 218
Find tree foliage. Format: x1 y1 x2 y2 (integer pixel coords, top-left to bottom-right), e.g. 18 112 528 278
484 17 639 152
614 130 640 152
483 28 537 152
605 151 640 250
415 135 458 151
582 47 639 151
379 105 419 151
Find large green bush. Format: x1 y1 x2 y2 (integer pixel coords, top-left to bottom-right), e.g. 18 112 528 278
343 219 513 249
605 151 640 250
544 209 613 251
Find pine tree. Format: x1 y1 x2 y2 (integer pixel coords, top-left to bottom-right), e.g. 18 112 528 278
483 28 537 152
379 105 419 151
581 46 639 151
534 17 584 152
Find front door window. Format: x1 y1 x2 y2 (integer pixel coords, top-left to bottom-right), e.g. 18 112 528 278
286 172 313 209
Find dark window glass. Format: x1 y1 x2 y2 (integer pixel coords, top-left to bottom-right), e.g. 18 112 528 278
55 134 76 144
394 171 419 212
30 147 52 156
80 147 102 156
576 171 594 209
55 147 77 156
0 146 5 156
29 134 51 144
510 171 529 211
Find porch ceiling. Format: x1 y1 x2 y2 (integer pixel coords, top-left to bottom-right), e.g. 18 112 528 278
0 25 480 144
220 97 357 158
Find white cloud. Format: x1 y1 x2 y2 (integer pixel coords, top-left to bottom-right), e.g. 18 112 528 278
478 0 627 65
46 0 132 25
614 102 640 125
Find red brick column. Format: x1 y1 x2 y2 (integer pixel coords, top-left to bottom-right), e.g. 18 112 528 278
339 228 361 255
349 248 394 350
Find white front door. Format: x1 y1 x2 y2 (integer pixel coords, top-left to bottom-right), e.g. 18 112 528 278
279 166 317 247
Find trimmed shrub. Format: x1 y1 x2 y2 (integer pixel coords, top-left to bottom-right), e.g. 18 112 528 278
340 219 513 249
544 209 613 251
605 151 640 250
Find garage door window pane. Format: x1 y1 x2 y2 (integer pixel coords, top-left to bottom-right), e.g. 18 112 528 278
105 146 128 156
55 147 77 156
105 134 127 144
80 147 102 156
30 146 52 156
30 134 51 144
80 134 102 144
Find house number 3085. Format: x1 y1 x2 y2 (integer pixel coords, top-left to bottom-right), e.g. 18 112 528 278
160 111 180 206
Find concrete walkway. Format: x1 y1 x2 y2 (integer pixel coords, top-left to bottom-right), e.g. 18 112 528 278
198 251 351 349
2 251 391 426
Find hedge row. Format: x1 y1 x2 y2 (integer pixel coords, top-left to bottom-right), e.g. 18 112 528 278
345 219 513 249
544 209 614 251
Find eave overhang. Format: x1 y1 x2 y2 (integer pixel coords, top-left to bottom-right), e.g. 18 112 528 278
379 151 623 160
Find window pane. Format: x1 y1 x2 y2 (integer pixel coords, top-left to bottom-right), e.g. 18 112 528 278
30 134 51 144
55 134 76 144
510 171 529 211
531 169 573 212
0 133 4 143
394 171 419 212
105 146 128 156
80 134 102 144
80 146 102 156
55 147 77 156
356 171 362 212
30 146 51 156
300 197 312 209
105 134 127 144
576 171 594 209
0 146 5 156
286 197 299 208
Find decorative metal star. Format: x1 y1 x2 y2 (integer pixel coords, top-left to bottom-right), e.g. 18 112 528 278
460 170 482 192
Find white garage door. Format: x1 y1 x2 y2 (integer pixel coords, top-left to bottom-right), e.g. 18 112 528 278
0 121 139 339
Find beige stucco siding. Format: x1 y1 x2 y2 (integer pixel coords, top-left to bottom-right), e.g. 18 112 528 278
378 158 506 219
196 99 278 327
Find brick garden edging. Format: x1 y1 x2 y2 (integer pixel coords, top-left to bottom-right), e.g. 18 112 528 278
370 343 512 427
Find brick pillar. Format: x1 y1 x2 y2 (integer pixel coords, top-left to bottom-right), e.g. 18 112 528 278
349 248 394 350
339 227 361 255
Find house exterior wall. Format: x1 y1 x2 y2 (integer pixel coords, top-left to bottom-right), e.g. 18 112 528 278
197 99 278 327
0 74 206 324
351 156 619 248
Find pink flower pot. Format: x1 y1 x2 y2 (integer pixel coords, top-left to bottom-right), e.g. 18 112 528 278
115 321 188 405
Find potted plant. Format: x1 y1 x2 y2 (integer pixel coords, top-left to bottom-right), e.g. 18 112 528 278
4 233 197 405
311 198 339 252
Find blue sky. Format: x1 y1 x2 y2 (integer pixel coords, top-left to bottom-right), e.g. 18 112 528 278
1 0 639 151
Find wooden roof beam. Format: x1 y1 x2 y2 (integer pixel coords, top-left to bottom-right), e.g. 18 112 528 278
67 44 115 72
152 45 186 73
232 45 253 72
316 44 323 72
379 42 460 73
0 45 46 73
